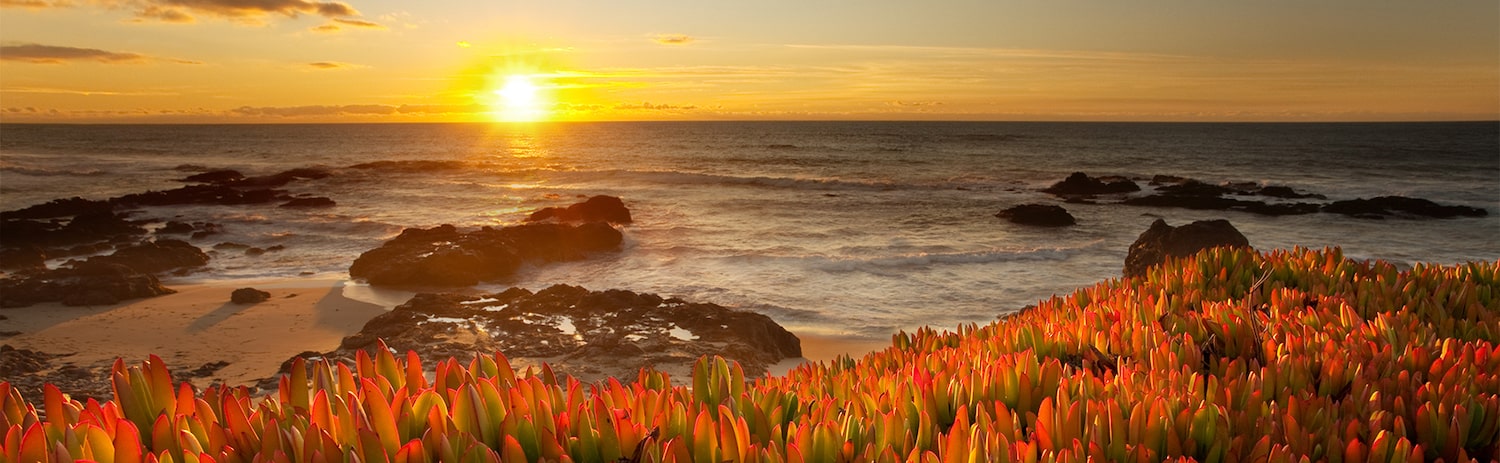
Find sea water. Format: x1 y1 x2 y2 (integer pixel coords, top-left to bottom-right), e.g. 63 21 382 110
2 121 1496 339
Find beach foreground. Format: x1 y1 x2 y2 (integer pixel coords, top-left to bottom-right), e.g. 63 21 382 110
0 278 888 396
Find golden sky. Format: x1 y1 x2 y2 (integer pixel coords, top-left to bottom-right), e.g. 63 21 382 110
1 1 1496 122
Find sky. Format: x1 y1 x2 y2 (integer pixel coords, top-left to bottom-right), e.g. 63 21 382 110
1 0 1496 123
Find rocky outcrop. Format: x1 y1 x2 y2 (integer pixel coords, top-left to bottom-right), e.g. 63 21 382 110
1041 172 1140 197
86 240 210 274
231 287 272 304
280 197 336 208
527 195 633 224
1323 196 1488 219
0 261 176 308
995 204 1076 227
1124 219 1251 278
295 285 801 382
349 222 623 287
1122 178 1324 217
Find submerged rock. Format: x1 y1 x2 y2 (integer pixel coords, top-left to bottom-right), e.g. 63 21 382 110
280 197 337 208
995 204 1076 227
1124 219 1251 278
298 285 801 382
349 222 623 287
527 195 633 224
1041 172 1140 197
1323 196 1487 219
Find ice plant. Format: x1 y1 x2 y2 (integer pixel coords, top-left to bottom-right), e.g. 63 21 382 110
3 247 1498 462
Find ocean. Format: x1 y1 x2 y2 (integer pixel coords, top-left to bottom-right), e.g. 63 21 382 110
2 121 1497 340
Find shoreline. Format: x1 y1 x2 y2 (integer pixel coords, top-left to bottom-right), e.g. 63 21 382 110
0 277 892 391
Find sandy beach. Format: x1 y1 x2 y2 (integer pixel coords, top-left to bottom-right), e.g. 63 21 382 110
1 278 889 392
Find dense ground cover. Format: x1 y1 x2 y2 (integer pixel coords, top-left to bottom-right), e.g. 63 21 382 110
4 247 1498 462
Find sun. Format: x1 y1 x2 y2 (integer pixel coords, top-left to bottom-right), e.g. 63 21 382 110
491 74 550 122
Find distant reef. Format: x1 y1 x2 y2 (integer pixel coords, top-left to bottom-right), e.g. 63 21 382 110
1040 171 1488 219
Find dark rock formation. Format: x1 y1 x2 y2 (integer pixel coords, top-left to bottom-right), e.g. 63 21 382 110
1256 186 1326 200
0 261 176 308
349 222 623 287
527 195 633 224
1323 196 1487 219
87 240 209 274
0 197 112 220
995 204 1076 227
158 221 196 235
231 287 271 304
300 285 801 381
1124 219 1251 278
1 211 148 249
280 197 337 208
0 345 114 403
0 246 47 271
1041 172 1140 196
181 170 245 184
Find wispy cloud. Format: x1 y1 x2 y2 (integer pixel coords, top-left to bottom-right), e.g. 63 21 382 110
312 17 385 32
7 0 381 26
0 43 198 64
304 61 360 70
651 34 694 46
0 85 181 96
0 0 64 8
615 102 697 111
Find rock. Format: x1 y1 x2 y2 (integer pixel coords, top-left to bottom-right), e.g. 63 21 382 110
158 221 196 234
995 204 1076 227
1256 186 1326 200
87 239 209 274
237 167 333 188
0 245 47 271
1155 180 1243 197
0 345 114 403
1041 172 1140 196
1 197 112 220
0 261 176 308
1149 175 1190 186
231 287 271 304
1 211 148 249
527 195 633 224
181 170 245 184
280 197 337 208
1123 219 1251 278
114 184 289 207
349 222 622 287
305 285 801 382
1323 196 1487 219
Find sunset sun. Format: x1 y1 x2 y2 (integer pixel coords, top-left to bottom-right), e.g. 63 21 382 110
491 74 549 122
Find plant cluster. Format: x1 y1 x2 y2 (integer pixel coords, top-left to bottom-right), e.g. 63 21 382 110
3 247 1498 462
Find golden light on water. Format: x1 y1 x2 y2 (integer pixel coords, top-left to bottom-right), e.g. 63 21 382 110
489 74 550 122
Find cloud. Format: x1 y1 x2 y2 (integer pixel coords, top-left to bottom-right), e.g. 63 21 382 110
231 104 398 117
651 34 693 46
17 0 375 25
227 104 489 118
305 61 360 70
0 43 149 64
310 16 384 32
0 0 63 8
615 102 697 111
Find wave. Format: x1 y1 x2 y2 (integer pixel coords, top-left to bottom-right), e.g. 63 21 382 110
0 165 107 177
347 160 474 172
540 168 970 192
